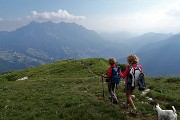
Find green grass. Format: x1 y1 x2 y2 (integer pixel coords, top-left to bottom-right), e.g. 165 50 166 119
146 77 180 109
0 78 126 120
1 58 110 81
0 58 179 120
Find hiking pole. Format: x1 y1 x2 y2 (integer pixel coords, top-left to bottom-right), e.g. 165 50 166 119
115 83 118 99
101 73 105 100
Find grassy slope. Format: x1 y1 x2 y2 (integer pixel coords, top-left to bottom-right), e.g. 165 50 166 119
1 58 110 80
0 58 179 120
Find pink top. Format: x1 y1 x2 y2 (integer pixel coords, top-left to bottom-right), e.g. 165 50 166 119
120 64 142 83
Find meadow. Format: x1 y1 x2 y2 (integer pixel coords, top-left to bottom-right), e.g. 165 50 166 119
0 58 179 120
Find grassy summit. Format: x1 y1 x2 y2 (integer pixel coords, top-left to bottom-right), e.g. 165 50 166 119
0 58 179 120
1 58 110 81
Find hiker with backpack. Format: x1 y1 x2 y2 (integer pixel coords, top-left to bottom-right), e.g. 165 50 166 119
120 54 144 115
101 58 121 104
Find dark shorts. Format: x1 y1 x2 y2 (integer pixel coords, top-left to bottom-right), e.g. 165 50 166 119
125 83 135 90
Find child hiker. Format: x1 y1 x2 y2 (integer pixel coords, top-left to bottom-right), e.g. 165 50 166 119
102 58 119 104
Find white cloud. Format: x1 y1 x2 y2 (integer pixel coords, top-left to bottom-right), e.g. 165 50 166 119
166 0 180 16
27 9 86 22
92 0 180 34
0 9 86 31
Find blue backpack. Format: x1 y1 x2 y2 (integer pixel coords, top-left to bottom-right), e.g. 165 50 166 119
111 66 121 84
138 72 146 91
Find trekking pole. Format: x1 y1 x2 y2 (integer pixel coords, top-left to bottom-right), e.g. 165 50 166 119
101 74 105 100
115 83 118 99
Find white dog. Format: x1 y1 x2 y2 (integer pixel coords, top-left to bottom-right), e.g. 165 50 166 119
154 104 177 120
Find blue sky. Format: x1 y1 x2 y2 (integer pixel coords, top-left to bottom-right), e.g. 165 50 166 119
0 0 180 34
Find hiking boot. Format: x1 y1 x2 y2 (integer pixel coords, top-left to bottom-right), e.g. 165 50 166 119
109 96 118 104
130 108 138 115
122 102 128 109
113 100 118 104
109 96 113 102
109 96 112 100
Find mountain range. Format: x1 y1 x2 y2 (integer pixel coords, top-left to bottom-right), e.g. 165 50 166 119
136 34 180 76
0 21 124 73
0 21 179 76
0 21 106 58
125 32 173 52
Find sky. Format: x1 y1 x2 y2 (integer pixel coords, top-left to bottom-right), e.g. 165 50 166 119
0 0 180 34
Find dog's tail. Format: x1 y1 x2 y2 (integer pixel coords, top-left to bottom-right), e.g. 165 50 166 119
172 106 176 114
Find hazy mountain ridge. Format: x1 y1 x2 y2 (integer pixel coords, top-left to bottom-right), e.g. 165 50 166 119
0 21 179 76
100 31 136 42
136 34 180 76
124 32 173 52
116 33 180 76
102 32 174 56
